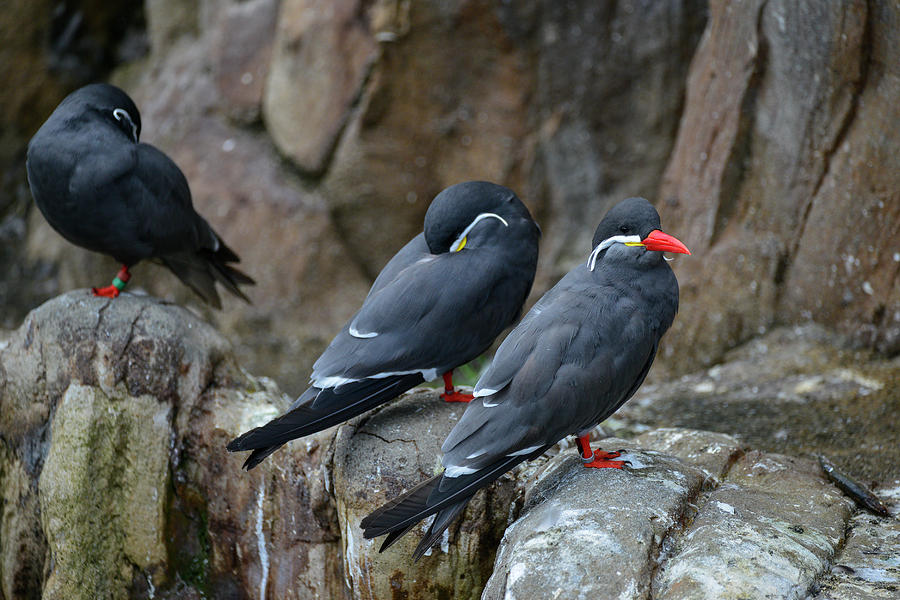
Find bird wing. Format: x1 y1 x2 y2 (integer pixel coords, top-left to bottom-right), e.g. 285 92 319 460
129 143 217 255
364 233 430 299
311 245 530 385
71 142 211 263
442 265 661 475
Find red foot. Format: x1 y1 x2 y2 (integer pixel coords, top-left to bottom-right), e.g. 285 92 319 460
92 285 121 298
440 390 474 403
440 371 473 402
583 449 625 469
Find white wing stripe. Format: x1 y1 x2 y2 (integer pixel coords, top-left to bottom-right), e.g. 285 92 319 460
473 388 498 398
444 464 478 478
312 367 438 389
349 324 378 339
507 445 542 457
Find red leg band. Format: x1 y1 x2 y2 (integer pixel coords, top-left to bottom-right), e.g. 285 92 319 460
442 371 454 394
116 265 131 282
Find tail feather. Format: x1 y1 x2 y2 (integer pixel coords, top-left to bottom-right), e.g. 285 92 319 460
241 444 284 470
378 522 420 553
227 374 425 469
162 244 254 308
362 446 548 549
412 501 468 561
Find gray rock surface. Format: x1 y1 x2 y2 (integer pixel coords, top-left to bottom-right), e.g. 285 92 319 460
484 431 862 600
619 324 900 486
812 487 900 600
482 443 709 600
651 452 853 600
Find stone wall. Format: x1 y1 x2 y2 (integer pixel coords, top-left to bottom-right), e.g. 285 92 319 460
1 0 898 390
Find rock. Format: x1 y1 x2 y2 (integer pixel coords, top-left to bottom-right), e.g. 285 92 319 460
0 291 349 599
210 0 280 124
39 385 170 599
522 0 707 287
263 0 379 173
651 452 853 599
1 298 895 599
619 325 900 487
332 389 523 600
633 428 744 480
319 0 537 279
482 441 709 600
812 487 900 600
658 0 900 371
484 434 857 600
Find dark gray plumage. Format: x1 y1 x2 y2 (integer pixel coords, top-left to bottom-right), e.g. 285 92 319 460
361 197 691 559
26 83 252 308
227 181 541 469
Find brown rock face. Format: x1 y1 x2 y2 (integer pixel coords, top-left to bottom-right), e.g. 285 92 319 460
6 0 711 390
658 0 900 371
5 0 900 394
264 0 379 174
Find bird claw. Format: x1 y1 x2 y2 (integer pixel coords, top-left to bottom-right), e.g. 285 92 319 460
92 285 120 298
583 458 626 469
583 449 626 469
440 390 474 403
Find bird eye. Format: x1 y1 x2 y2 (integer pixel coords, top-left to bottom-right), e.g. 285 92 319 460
112 108 138 143
619 225 629 233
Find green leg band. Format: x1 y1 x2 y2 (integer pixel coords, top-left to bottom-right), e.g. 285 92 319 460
112 277 128 291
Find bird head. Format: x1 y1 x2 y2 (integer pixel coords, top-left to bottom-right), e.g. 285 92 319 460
65 83 142 143
423 181 540 254
587 197 690 271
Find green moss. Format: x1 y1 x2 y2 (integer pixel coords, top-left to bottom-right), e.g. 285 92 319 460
166 476 211 597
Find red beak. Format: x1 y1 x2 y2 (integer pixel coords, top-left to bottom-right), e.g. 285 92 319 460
641 230 691 255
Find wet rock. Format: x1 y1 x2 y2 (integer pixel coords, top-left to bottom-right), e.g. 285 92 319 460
0 291 349 599
620 325 900 487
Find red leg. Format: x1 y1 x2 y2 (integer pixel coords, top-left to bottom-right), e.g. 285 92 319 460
576 434 625 469
93 265 131 298
439 371 474 403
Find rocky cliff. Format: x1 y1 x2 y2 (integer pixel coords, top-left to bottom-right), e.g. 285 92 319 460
5 1 895 394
